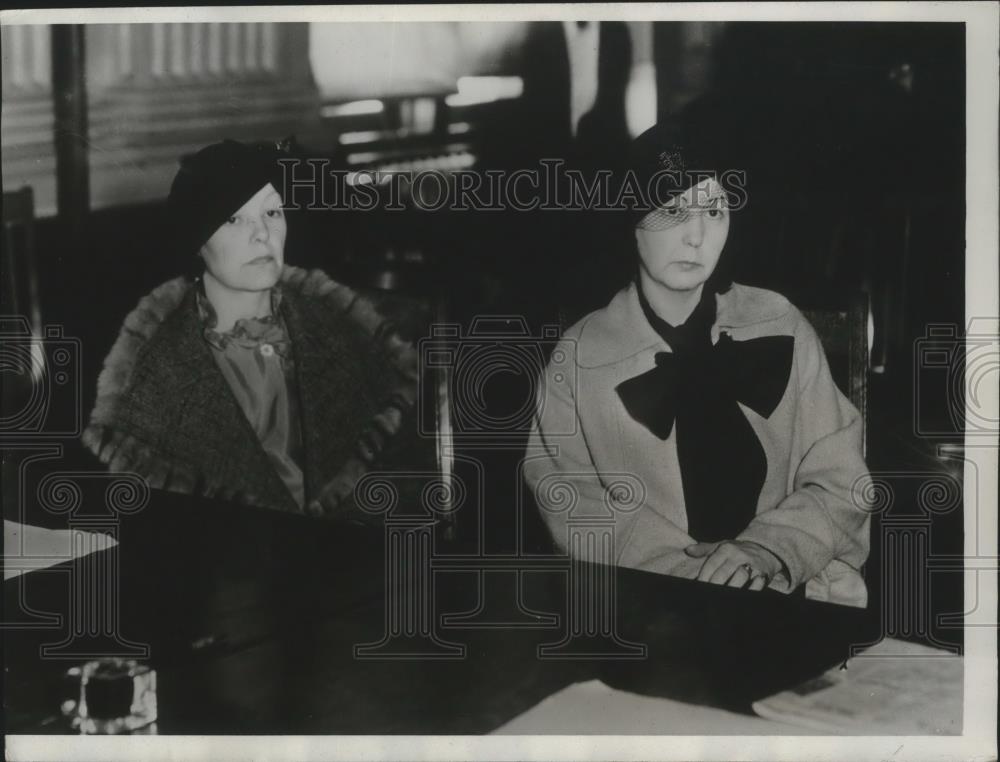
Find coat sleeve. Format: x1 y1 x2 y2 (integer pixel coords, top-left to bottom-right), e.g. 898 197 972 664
736 312 872 594
524 336 704 578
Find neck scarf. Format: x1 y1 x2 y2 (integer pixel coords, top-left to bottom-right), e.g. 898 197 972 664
197 283 290 360
615 284 793 542
195 281 303 508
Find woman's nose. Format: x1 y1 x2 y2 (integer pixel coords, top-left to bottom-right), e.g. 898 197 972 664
682 213 705 247
251 216 270 243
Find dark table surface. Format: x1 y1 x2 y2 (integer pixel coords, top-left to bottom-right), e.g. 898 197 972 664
4 491 881 735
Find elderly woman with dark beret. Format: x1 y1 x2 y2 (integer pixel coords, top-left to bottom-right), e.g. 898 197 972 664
525 123 872 607
83 139 419 520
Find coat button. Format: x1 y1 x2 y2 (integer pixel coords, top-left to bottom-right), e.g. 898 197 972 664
260 343 275 357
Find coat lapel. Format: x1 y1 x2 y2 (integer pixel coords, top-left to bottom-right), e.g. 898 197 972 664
159 291 299 511
87 269 414 517
281 288 378 505
573 283 793 368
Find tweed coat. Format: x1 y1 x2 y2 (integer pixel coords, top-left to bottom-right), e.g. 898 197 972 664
524 282 872 607
83 266 422 521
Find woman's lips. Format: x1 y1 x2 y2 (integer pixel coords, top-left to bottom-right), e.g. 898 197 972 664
246 255 275 266
673 261 702 269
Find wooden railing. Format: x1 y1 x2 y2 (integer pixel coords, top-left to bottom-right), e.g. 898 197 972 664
2 25 56 215
1 23 321 216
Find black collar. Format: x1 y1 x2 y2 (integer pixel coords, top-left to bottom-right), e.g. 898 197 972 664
636 281 717 356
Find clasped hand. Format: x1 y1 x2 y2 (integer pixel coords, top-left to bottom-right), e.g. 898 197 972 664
683 540 783 591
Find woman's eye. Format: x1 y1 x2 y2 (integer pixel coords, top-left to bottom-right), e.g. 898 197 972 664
265 208 284 218
227 216 238 224
664 207 681 216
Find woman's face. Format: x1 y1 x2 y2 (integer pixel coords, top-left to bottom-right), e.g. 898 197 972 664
635 177 730 294
199 183 286 292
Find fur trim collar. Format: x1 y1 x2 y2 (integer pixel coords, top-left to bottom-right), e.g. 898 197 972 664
83 266 420 520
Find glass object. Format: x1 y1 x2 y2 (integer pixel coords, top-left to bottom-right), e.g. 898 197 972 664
61 658 157 734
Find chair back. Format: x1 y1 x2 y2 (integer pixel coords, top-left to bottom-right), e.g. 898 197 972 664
801 291 871 456
354 285 457 539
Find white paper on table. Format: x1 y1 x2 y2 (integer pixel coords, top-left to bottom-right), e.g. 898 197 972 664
752 637 962 734
493 679 813 735
3 520 118 581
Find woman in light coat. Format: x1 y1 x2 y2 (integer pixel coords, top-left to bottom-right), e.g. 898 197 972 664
525 123 872 607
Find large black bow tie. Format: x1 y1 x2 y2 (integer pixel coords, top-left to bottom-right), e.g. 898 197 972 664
616 333 793 440
615 331 793 543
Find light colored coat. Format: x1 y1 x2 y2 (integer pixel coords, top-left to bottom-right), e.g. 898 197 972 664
524 282 871 607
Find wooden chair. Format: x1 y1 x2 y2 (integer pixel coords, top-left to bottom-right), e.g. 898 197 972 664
801 290 871 456
802 292 876 597
354 285 458 540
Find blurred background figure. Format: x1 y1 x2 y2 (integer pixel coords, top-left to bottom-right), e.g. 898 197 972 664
511 21 638 327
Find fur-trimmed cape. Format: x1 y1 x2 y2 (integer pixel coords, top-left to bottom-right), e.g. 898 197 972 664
82 266 421 521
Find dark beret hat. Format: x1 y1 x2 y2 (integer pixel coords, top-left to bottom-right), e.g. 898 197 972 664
627 120 724 226
167 139 286 262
